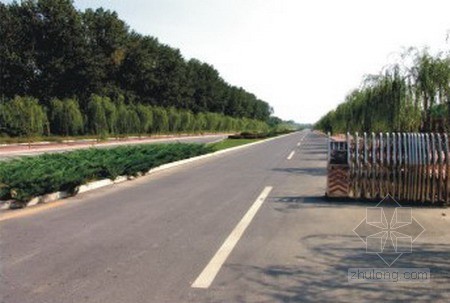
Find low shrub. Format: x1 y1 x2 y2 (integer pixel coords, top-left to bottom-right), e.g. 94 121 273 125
0 143 213 202
228 129 295 139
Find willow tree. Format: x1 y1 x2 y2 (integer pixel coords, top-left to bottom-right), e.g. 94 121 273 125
315 48 450 133
0 96 48 137
135 104 153 134
152 107 169 133
86 95 109 135
408 51 450 131
49 98 84 135
180 110 193 132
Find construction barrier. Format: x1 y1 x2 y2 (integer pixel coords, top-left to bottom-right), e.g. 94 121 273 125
327 132 450 204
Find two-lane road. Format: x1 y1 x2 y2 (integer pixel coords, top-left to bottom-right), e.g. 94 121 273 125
1 130 449 302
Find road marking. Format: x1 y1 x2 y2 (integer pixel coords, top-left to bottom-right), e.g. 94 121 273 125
297 142 301 147
287 150 295 160
191 186 273 289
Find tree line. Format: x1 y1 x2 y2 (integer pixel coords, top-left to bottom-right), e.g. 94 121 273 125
0 95 270 137
315 48 450 134
0 0 274 138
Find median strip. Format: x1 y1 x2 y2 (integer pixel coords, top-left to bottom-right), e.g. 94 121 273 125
0 132 296 214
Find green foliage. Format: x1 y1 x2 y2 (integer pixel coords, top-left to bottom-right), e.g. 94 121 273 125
116 101 139 134
152 106 169 133
205 113 220 131
103 97 119 134
315 49 450 133
270 120 301 133
193 112 207 132
180 110 193 132
0 96 47 137
168 107 182 133
210 138 260 151
0 0 272 121
86 95 110 135
49 98 84 135
135 103 153 133
0 1 284 137
0 143 214 201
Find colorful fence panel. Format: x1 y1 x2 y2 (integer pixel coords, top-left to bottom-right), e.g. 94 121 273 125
326 132 450 204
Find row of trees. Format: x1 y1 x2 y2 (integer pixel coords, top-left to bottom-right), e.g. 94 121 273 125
315 48 450 134
0 0 272 122
0 95 269 137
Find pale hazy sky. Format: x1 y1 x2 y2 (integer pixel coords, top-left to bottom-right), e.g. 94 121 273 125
73 1 450 122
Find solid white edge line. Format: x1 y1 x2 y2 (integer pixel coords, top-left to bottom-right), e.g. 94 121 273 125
191 186 273 289
287 150 295 160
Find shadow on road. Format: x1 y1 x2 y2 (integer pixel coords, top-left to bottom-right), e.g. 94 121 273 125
272 167 326 177
271 196 373 209
272 195 447 209
299 148 327 155
221 235 450 302
219 133 450 302
298 155 328 161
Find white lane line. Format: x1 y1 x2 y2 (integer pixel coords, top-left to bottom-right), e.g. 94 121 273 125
287 150 295 160
191 186 273 289
297 142 301 147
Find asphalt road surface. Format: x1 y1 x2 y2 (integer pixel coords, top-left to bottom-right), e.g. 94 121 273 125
1 130 449 302
0 134 227 160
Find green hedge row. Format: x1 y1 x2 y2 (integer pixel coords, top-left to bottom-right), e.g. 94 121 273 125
0 143 213 202
228 129 295 139
0 95 271 137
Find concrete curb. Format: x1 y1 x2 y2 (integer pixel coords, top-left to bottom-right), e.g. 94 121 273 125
0 132 296 212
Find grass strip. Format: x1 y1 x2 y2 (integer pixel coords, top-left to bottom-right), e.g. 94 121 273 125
209 138 261 151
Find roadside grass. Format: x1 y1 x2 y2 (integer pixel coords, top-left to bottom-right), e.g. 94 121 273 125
210 129 296 150
210 138 261 151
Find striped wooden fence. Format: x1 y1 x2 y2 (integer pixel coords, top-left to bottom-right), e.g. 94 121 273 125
326 132 450 204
